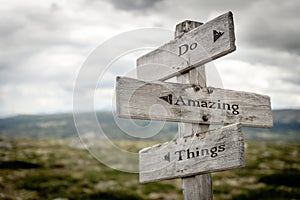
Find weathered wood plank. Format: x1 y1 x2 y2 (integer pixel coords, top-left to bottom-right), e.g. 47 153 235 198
116 76 273 128
137 11 236 81
139 123 245 183
183 174 213 200
178 67 213 200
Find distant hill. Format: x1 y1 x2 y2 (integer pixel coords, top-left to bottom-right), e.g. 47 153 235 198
243 109 300 141
0 110 299 141
0 112 177 141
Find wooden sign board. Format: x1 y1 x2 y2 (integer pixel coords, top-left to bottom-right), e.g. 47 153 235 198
137 11 236 81
116 76 273 128
139 123 245 183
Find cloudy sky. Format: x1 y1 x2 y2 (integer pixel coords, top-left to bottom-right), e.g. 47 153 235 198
1 0 300 117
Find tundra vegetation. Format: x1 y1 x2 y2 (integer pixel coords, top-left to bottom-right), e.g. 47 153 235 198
0 138 299 200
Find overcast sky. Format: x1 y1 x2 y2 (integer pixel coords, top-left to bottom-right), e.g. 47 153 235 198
1 0 300 117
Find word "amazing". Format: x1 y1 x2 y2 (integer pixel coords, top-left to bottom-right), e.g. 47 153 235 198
160 95 240 115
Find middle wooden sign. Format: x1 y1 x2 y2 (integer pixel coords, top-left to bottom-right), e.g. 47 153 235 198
116 76 273 128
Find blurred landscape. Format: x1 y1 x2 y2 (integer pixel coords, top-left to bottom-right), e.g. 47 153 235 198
1 0 300 199
1 109 300 141
0 109 299 199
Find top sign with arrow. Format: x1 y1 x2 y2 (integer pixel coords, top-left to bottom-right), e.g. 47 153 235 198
137 12 236 81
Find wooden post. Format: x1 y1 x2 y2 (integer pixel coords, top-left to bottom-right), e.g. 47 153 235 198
117 12 272 199
176 21 214 200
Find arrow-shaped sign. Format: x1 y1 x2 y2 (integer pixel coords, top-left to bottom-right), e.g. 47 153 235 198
116 76 273 128
137 11 236 81
139 123 245 183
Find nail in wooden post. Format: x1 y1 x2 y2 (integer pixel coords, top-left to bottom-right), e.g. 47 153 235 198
175 20 214 200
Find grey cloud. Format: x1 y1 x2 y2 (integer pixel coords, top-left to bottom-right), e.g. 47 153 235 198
282 75 300 87
1 0 300 117
109 0 163 12
0 2 90 86
239 0 300 55
244 22 300 54
0 2 90 51
196 0 250 11
231 46 300 68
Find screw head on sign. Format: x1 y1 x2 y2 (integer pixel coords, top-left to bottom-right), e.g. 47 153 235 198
193 85 201 92
202 115 209 122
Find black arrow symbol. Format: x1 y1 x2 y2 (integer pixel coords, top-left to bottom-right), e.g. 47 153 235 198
213 30 224 42
159 94 172 104
163 152 170 162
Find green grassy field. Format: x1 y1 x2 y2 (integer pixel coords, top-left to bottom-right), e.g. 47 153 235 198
0 138 299 200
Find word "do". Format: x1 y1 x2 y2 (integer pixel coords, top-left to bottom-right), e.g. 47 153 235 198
178 42 198 56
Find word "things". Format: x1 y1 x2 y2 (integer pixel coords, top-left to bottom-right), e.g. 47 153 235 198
175 144 226 161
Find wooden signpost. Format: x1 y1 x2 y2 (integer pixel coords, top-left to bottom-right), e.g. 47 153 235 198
116 76 273 128
115 11 273 199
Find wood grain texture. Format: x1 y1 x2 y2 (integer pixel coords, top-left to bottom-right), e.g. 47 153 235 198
139 123 245 183
178 67 213 200
183 174 213 200
116 76 273 128
136 11 236 81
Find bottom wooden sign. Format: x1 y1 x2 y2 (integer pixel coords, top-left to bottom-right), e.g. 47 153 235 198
139 123 245 183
